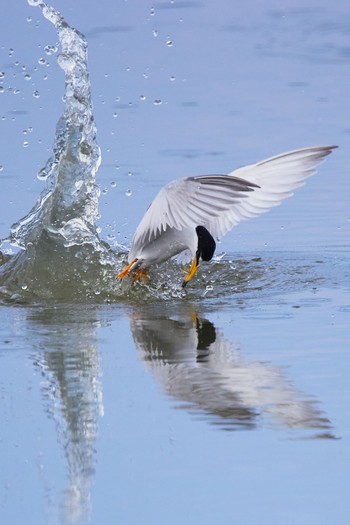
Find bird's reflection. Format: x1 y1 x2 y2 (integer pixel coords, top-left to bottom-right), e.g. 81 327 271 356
129 305 332 434
27 306 103 524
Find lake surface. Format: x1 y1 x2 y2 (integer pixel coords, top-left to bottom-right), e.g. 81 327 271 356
0 1 349 524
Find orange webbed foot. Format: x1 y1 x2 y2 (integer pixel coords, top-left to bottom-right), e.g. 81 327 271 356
132 268 148 283
117 258 139 279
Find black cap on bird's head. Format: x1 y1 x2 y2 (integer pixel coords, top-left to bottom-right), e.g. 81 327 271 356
182 226 216 288
195 225 216 262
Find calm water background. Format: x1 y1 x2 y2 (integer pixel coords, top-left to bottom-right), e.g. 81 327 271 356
0 1 349 524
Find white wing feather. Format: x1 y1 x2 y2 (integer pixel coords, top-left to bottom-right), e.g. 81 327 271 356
204 145 337 240
130 175 257 257
129 145 336 259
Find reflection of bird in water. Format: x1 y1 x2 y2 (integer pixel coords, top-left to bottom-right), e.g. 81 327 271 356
129 308 331 433
118 145 336 287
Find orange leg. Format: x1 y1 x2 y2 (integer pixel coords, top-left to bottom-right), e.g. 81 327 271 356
117 258 138 279
132 268 148 283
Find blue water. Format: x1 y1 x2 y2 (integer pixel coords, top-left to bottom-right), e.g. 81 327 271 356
0 1 349 524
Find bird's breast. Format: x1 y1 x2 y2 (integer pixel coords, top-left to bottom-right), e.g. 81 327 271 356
135 227 197 266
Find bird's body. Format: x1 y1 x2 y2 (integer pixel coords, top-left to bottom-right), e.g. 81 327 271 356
118 145 337 287
130 226 196 267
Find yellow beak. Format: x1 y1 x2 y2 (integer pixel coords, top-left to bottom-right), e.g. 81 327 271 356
182 256 199 288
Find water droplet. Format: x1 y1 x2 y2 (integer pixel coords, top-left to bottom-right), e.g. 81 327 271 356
110 181 117 187
0 87 4 94
28 127 33 133
113 112 118 118
0 72 5 80
153 29 158 37
37 167 48 180
44 44 58 55
27 0 41 6
24 73 32 81
166 39 173 47
125 189 132 197
0 165 3 172
150 7 155 16
21 284 28 290
27 16 32 22
33 90 40 98
170 75 176 81
102 188 108 195
23 141 29 147
153 99 162 105
38 57 46 65
9 49 14 57
204 284 214 296
127 171 133 177
140 94 146 101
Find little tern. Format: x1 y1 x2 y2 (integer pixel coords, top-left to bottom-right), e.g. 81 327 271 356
118 145 337 287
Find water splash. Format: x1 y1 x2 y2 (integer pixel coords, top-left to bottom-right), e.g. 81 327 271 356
12 2 100 245
0 1 118 301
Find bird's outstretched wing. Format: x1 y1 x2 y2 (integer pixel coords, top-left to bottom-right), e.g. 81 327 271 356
204 145 337 240
130 175 257 252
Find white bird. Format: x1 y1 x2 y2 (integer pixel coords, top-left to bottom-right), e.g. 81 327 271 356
118 145 337 287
